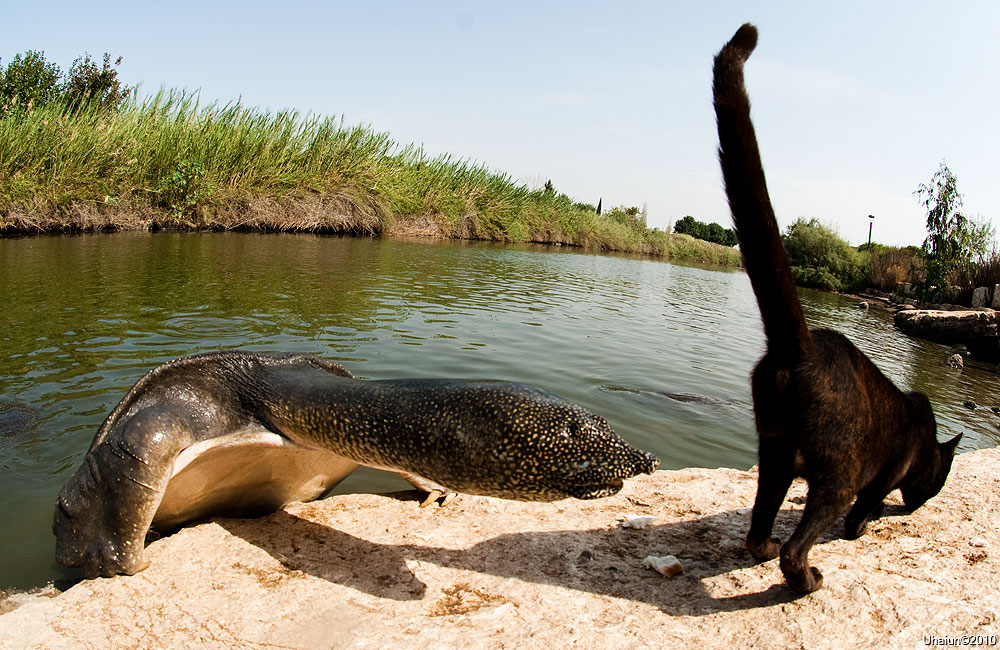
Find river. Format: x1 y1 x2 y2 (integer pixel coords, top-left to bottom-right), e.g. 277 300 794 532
1 232 997 590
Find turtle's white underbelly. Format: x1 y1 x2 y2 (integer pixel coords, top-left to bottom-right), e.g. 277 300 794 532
153 425 359 530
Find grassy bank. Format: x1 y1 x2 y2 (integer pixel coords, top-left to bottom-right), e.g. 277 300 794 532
0 91 742 266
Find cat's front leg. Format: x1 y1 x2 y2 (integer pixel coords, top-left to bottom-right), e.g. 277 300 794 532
844 489 888 540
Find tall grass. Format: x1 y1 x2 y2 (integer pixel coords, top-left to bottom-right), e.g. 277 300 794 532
0 90 741 265
868 246 924 292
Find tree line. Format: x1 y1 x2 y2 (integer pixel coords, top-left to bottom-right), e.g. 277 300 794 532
669 162 994 302
672 215 738 247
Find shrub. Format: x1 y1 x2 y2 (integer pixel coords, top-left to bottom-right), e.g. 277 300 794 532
972 252 1000 289
791 266 843 292
783 218 866 291
604 204 646 230
63 53 129 113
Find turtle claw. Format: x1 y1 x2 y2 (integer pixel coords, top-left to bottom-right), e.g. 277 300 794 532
418 489 458 508
419 490 443 508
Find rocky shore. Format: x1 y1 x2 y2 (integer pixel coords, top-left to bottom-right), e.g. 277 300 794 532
2 448 998 649
894 308 999 361
852 289 999 362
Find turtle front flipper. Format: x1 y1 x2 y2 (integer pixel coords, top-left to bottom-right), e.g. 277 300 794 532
54 407 194 578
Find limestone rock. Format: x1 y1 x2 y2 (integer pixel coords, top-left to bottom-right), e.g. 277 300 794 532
2 449 999 649
894 309 999 360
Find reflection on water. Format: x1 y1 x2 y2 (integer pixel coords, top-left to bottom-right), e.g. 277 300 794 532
1 232 996 589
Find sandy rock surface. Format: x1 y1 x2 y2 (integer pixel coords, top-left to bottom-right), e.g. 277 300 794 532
3 449 999 649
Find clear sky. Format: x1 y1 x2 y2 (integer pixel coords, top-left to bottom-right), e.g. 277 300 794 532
3 1 997 247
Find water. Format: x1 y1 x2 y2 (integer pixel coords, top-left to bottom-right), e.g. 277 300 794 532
1 232 997 590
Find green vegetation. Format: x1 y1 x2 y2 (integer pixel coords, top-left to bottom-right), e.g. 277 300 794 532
656 231 744 266
0 51 61 110
7 50 998 301
0 49 742 267
780 215 973 300
673 215 737 247
7 52 1000 296
778 161 998 304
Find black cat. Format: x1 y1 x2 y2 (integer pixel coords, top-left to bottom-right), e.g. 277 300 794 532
712 24 962 594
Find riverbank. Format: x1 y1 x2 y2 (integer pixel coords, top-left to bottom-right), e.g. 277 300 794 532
2 447 997 649
1 196 745 267
0 92 743 267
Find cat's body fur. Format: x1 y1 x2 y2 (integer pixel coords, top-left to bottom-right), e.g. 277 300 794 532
712 24 962 594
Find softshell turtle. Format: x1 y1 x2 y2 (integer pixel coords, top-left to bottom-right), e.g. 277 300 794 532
54 350 659 578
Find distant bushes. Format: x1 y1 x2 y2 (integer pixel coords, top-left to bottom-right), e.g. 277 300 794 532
661 231 744 266
673 215 737 247
778 215 1000 304
604 204 647 230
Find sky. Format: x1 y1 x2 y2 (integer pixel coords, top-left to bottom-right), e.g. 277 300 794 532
3 1 997 247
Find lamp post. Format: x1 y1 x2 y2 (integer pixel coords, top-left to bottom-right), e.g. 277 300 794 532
867 214 875 250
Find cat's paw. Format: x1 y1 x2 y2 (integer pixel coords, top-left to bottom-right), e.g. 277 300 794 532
783 565 824 594
746 536 781 560
844 518 868 540
845 501 885 539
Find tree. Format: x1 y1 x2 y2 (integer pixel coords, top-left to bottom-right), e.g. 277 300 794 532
0 50 128 117
674 215 708 240
914 162 989 291
0 50 61 112
63 53 129 112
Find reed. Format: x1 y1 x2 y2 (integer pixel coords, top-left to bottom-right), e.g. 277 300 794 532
0 90 741 266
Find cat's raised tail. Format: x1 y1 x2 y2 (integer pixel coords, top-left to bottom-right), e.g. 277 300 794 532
713 24 810 366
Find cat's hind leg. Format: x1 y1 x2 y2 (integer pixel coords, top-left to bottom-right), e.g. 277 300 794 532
745 436 796 560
